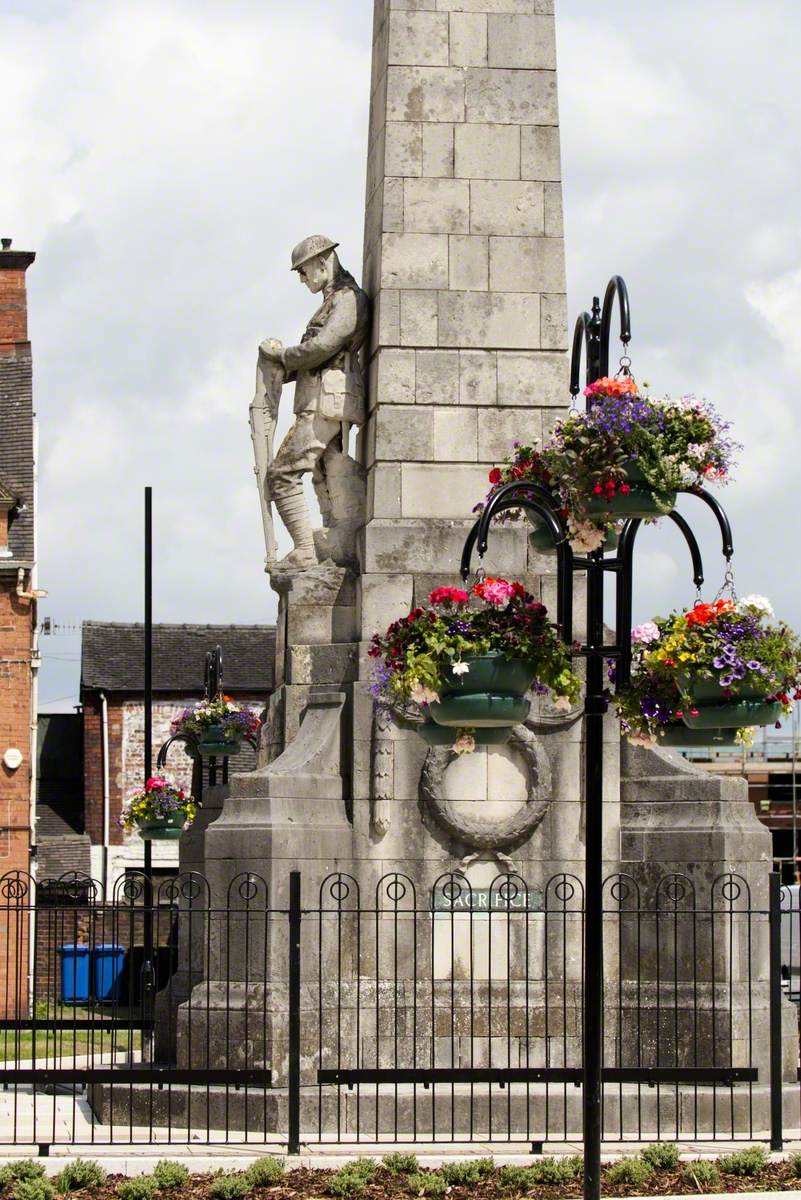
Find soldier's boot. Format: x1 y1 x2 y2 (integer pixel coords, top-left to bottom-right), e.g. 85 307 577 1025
273 490 317 569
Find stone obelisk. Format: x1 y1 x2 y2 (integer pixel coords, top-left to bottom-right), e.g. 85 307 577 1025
352 0 591 888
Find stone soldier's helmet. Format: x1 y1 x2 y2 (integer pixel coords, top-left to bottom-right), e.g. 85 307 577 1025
290 235 339 272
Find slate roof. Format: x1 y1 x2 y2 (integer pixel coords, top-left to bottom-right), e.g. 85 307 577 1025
0 351 34 564
80 623 276 693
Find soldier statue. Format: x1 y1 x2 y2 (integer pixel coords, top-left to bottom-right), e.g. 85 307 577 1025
250 235 370 573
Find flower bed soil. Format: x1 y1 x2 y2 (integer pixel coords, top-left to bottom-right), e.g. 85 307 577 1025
21 1159 801 1200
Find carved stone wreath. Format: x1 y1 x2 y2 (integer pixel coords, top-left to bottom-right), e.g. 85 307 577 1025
419 724 552 851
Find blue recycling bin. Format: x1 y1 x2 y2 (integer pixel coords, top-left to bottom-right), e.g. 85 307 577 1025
59 944 91 1005
93 944 125 1003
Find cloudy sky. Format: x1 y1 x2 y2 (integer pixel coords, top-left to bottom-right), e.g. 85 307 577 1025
1 0 799 708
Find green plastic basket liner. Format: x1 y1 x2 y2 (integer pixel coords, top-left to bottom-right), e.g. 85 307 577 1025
429 693 531 729
584 462 675 520
136 812 186 840
440 653 536 698
418 722 512 747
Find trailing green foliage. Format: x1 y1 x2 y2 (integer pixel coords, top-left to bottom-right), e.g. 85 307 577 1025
53 1161 107 1194
681 1160 720 1188
209 1173 254 1200
789 1151 801 1178
115 1178 155 1200
405 1173 447 1196
381 1155 418 1177
151 1163 189 1191
604 1158 653 1187
245 1159 285 1188
640 1143 679 1170
0 1163 46 1190
716 1146 767 1177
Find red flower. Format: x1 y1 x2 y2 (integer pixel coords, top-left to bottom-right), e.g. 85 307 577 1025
429 586 469 606
689 708 700 717
619 483 631 495
593 483 603 495
488 467 502 485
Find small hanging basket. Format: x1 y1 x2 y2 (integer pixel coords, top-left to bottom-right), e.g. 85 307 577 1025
418 721 512 747
428 652 534 729
678 676 783 729
659 724 739 748
584 463 676 520
196 725 242 758
135 812 187 840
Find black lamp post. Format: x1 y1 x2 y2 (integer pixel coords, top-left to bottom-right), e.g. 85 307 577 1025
461 275 735 1200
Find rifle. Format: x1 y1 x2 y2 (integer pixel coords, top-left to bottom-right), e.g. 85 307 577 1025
249 349 283 567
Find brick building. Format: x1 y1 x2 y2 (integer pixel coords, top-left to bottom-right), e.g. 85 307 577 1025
76 622 275 890
0 239 39 1016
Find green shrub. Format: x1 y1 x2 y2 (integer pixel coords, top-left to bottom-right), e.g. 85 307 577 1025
498 1166 535 1192
245 1159 284 1188
717 1146 767 1177
528 1159 581 1185
382 1155 418 1177
681 1161 720 1189
440 1158 494 1187
347 1162 377 1182
54 1161 107 1194
405 1173 447 1196
604 1158 653 1187
115 1179 155 1200
640 1143 679 1171
13 1181 55 1200
0 1163 47 1189
789 1152 801 1178
209 1173 254 1200
327 1171 365 1198
152 1163 189 1191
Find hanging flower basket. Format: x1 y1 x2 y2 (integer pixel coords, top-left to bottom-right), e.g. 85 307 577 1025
119 776 198 841
614 597 801 746
418 720 511 748
195 725 242 758
172 696 261 758
583 463 676 520
658 724 738 748
428 652 534 728
135 811 187 840
369 581 580 753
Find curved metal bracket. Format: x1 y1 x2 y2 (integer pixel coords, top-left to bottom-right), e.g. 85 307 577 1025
569 299 603 398
681 487 734 560
599 275 631 378
473 481 564 559
157 732 198 768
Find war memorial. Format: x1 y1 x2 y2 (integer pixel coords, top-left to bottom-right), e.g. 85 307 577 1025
2 0 799 1187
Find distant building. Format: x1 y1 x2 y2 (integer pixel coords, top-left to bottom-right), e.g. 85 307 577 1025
0 239 39 1016
35 623 275 893
681 732 801 883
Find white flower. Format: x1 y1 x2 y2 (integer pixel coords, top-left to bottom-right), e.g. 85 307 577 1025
452 733 476 755
628 732 656 747
451 662 470 676
567 519 607 554
737 594 773 618
552 694 573 712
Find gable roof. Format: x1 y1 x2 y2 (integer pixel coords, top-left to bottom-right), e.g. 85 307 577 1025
80 622 276 693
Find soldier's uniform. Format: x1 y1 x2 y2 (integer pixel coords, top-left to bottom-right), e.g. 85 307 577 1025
265 236 370 566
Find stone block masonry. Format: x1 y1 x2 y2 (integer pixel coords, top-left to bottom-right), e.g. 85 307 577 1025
361 0 568 612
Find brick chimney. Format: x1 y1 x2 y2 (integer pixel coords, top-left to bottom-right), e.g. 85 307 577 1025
0 238 36 354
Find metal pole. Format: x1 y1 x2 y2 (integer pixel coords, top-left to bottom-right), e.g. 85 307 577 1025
143 488 154 1015
768 871 784 1150
583 553 606 1200
288 871 302 1155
